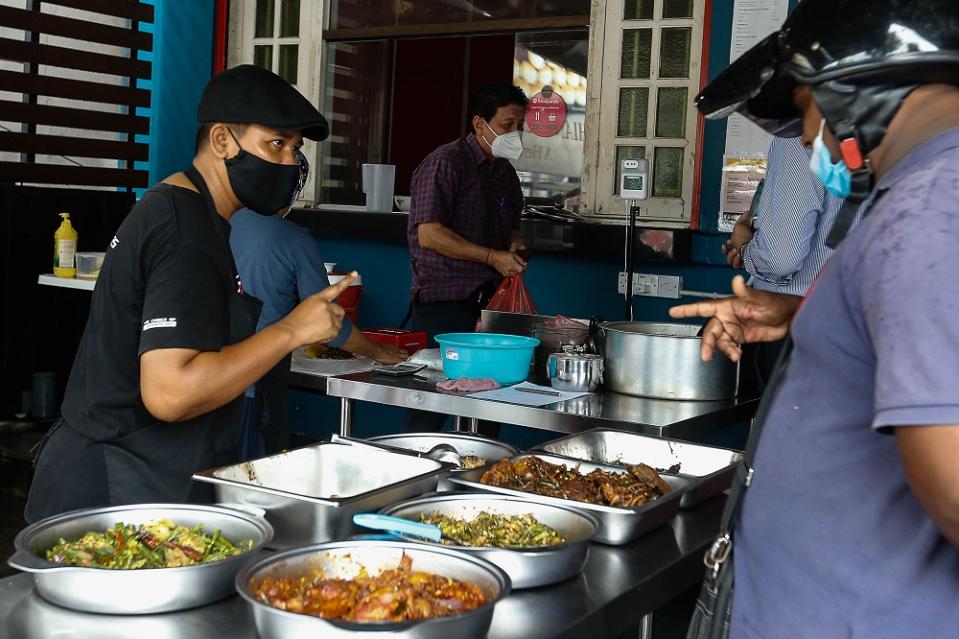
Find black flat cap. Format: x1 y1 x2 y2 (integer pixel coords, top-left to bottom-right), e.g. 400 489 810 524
197 64 329 141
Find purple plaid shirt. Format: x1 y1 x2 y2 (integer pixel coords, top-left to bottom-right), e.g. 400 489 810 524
407 134 523 303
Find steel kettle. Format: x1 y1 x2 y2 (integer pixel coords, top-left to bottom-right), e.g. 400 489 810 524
547 347 604 392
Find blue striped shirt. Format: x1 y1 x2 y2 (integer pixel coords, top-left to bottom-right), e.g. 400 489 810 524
741 136 854 296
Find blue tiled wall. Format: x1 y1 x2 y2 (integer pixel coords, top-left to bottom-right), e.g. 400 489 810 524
138 0 214 190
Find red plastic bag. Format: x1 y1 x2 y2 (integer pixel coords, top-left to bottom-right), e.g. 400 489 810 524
484 275 539 315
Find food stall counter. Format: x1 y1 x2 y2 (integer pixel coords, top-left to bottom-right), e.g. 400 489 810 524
0 495 724 638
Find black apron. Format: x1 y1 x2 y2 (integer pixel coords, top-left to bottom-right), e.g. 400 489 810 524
257 354 291 454
25 169 261 522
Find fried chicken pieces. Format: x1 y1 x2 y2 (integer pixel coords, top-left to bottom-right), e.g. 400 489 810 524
480 456 670 508
252 553 486 623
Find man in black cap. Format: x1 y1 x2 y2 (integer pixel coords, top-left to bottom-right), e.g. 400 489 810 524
25 65 352 521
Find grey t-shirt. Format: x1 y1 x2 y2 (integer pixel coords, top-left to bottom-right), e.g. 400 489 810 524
732 126 959 639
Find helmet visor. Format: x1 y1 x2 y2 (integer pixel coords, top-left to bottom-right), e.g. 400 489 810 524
695 33 807 137
695 34 784 120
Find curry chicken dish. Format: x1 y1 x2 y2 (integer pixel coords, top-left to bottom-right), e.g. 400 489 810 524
481 456 671 508
251 553 486 622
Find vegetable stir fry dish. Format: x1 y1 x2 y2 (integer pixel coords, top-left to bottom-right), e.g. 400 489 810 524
481 456 671 508
45 519 252 569
420 511 565 548
252 553 486 622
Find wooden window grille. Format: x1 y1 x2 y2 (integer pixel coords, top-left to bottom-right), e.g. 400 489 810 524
0 0 154 189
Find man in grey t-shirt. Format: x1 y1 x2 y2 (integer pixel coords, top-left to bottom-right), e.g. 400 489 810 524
671 1 959 637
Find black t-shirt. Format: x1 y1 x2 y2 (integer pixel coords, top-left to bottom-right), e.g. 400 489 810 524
62 183 240 442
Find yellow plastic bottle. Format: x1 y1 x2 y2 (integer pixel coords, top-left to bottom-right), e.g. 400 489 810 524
53 212 78 278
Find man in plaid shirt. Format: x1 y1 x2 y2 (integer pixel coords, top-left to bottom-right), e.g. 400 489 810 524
403 83 530 432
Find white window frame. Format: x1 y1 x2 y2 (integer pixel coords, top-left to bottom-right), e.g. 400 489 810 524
582 0 706 226
228 0 324 205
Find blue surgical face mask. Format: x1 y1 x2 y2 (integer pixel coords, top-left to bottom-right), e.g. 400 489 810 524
808 118 851 198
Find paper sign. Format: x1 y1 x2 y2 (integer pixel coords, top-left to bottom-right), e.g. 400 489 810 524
723 0 789 157
470 382 590 407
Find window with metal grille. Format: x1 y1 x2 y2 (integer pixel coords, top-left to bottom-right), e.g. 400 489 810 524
584 0 706 225
252 0 301 85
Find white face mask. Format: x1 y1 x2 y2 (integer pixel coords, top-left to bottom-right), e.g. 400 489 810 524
483 120 524 161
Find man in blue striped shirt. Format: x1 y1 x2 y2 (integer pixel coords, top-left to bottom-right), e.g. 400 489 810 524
724 136 849 297
724 136 856 383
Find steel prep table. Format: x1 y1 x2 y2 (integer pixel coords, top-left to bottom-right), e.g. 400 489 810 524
0 494 723 639
290 309 759 442
292 370 758 442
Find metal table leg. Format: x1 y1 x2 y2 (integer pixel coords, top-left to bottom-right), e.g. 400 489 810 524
452 417 479 434
639 613 653 639
339 398 355 437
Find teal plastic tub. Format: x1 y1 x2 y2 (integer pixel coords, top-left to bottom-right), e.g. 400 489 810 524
435 333 540 385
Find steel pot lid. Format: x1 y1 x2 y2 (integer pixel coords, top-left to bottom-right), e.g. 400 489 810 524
551 348 602 362
600 321 702 338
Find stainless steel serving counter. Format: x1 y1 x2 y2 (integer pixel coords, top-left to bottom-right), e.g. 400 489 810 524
319 372 757 443
0 495 724 639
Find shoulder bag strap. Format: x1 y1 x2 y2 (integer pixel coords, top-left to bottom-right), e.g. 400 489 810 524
704 337 793 576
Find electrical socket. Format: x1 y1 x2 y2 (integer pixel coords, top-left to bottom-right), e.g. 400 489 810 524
635 274 658 296
619 272 682 298
619 272 661 297
658 275 681 299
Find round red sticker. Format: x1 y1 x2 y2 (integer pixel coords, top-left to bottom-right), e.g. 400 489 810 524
525 87 568 138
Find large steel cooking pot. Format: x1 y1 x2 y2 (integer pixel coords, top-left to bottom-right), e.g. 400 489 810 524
593 321 738 400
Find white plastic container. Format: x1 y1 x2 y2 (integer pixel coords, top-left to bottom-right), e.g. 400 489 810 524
75 252 105 280
361 163 395 212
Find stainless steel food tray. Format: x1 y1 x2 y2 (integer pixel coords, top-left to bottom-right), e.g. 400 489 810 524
447 453 689 545
193 442 444 549
8 503 273 614
380 493 597 588
236 539 510 639
533 428 742 508
350 432 520 490
366 432 520 464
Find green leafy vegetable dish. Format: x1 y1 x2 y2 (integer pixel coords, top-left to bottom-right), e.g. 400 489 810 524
45 519 253 569
421 511 565 548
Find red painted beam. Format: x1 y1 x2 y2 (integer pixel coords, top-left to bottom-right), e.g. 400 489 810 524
212 0 229 74
691 0 714 230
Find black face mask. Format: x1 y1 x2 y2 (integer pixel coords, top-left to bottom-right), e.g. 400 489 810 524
225 130 300 215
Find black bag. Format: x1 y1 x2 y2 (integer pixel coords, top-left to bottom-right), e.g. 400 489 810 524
686 340 793 639
687 548 734 639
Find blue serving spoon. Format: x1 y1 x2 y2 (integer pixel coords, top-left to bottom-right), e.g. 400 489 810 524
352 513 455 544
